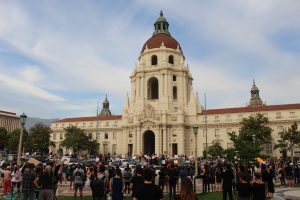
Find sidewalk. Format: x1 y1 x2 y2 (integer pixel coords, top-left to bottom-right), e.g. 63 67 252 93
273 187 300 200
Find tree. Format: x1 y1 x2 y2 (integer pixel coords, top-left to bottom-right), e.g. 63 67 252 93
0 127 8 151
207 142 224 158
27 122 52 154
61 126 99 155
228 113 273 163
223 148 237 163
7 129 21 153
274 122 300 161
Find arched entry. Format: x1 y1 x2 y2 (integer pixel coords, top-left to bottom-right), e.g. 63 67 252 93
143 130 155 155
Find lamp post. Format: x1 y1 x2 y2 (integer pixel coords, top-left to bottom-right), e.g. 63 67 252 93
17 112 27 166
193 125 199 174
192 125 199 192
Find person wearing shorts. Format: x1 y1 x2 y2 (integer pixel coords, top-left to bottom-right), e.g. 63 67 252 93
73 165 85 200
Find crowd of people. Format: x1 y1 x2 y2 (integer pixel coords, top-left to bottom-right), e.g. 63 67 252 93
0 154 299 200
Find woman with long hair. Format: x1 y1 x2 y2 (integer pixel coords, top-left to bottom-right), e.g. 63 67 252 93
34 165 55 200
110 168 124 200
180 178 197 200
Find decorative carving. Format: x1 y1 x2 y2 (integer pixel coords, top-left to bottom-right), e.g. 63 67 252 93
171 116 177 121
137 104 160 123
128 117 133 123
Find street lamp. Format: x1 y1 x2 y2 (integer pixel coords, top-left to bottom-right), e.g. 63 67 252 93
192 125 199 176
17 112 27 166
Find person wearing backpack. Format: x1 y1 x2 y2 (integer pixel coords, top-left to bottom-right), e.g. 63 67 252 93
73 164 85 200
90 165 107 200
122 165 132 194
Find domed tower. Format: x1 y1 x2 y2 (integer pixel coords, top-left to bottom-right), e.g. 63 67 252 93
99 95 112 116
248 80 263 107
121 11 201 156
128 11 198 113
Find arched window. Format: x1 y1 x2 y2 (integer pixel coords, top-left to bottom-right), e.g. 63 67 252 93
173 86 177 100
148 77 159 100
151 55 158 65
168 55 174 64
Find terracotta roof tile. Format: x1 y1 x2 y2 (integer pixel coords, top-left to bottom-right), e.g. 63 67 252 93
142 34 182 53
54 115 122 123
198 103 300 115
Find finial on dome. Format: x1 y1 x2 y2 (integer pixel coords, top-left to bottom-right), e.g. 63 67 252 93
153 10 170 35
253 79 255 86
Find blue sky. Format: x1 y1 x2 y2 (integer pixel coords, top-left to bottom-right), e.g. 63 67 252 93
0 0 299 119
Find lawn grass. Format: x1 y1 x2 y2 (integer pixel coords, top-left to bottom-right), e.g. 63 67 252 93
58 192 223 200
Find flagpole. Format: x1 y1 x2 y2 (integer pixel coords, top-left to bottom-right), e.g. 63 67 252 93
204 93 208 158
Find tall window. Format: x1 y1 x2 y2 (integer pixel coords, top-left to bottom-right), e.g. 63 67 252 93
104 133 108 139
112 144 117 155
264 143 272 154
148 77 159 100
168 55 174 64
215 129 220 137
96 133 100 140
151 55 157 65
173 86 177 100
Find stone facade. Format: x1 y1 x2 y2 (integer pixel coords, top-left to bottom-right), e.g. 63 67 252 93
49 12 300 158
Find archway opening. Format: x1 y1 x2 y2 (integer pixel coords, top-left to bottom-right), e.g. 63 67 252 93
148 77 159 100
143 130 155 155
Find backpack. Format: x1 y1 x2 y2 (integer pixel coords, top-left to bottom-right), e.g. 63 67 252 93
74 170 83 184
123 170 131 180
90 176 106 197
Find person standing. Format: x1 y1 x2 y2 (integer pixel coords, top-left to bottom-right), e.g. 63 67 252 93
110 168 123 200
179 177 197 200
21 163 36 200
90 165 107 200
123 165 132 194
130 167 144 198
132 167 163 200
34 165 55 200
3 165 12 195
284 163 294 187
236 174 251 200
73 164 85 200
168 164 178 199
158 165 167 192
221 163 234 200
251 173 266 200
11 166 21 192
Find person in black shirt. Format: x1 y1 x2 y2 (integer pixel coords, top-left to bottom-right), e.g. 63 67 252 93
251 173 266 200
133 167 163 200
221 163 234 200
236 174 251 200
168 164 178 199
158 165 167 192
130 166 144 197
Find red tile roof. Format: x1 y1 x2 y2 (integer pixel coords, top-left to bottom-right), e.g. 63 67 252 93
0 110 17 115
54 115 122 123
142 34 182 53
198 103 300 115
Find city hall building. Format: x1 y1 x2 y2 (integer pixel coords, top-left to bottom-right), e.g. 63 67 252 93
50 12 300 157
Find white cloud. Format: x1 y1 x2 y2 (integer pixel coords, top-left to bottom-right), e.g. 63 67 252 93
0 0 299 118
0 73 64 102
